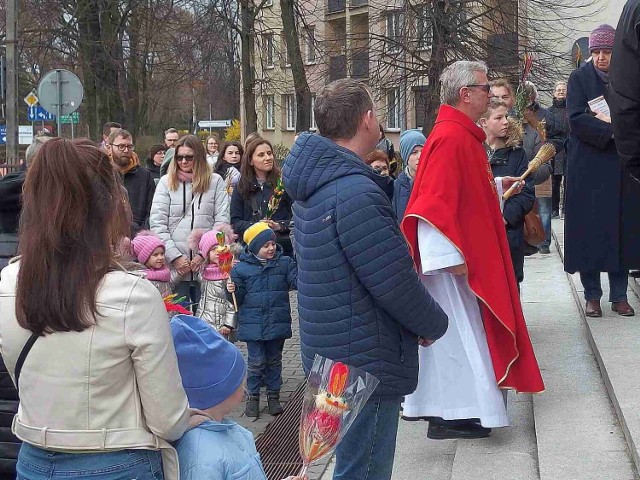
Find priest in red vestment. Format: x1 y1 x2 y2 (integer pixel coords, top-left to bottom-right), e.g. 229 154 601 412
401 60 544 440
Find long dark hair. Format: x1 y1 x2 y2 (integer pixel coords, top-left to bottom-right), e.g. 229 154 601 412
215 141 244 178
236 138 280 201
16 138 131 334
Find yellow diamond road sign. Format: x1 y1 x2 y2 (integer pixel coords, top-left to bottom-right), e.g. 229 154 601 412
24 92 38 107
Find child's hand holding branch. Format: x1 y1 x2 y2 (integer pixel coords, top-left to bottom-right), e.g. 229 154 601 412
226 280 236 293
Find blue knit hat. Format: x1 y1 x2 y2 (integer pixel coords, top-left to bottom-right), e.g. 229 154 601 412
170 314 246 409
399 129 426 164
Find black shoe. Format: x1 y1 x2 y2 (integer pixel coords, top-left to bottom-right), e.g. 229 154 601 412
427 422 492 440
630 270 640 278
524 243 539 256
245 395 260 418
551 210 560 219
267 391 284 416
401 415 433 422
539 246 551 255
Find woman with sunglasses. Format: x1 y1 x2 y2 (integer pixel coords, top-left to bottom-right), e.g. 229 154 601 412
151 135 230 306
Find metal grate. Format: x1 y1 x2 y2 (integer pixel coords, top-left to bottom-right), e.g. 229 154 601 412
255 381 306 480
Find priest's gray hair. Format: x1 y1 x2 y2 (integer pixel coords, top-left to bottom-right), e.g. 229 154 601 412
440 60 489 106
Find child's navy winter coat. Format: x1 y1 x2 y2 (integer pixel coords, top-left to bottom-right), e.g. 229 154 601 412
230 248 297 342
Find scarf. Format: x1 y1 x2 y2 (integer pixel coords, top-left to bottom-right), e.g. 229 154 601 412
178 170 194 183
145 266 171 282
201 263 228 281
120 152 140 175
594 64 609 85
552 98 566 109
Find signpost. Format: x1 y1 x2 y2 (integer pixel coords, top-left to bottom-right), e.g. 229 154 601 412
60 112 80 124
24 91 38 107
27 105 56 122
37 69 83 137
198 119 232 129
0 125 33 146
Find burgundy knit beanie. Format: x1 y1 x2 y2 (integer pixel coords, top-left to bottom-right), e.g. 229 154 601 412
131 231 165 264
589 24 615 52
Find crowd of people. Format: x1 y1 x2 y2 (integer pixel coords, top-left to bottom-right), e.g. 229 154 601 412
0 1 639 479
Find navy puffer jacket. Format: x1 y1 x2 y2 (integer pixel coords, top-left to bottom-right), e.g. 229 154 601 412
282 133 448 398
231 248 297 342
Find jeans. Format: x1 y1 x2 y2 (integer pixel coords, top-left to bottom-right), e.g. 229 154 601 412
580 270 629 303
333 396 402 480
246 339 285 395
537 197 552 249
174 280 201 313
17 443 163 480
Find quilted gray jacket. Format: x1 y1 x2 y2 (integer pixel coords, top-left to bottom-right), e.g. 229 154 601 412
150 175 230 263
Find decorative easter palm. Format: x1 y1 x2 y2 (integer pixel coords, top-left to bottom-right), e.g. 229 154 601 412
298 356 379 476
503 143 557 200
266 177 285 219
215 231 238 311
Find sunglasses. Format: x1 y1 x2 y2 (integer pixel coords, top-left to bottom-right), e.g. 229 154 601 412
176 155 195 163
465 84 492 93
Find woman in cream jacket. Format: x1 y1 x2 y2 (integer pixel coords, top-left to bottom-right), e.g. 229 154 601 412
0 139 190 480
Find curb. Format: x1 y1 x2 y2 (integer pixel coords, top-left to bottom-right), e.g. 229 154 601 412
551 228 640 476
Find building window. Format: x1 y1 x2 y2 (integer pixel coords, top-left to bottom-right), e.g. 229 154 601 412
284 94 296 130
311 95 317 130
264 34 275 67
387 88 405 130
386 11 403 53
416 5 433 50
264 0 273 6
281 33 291 66
305 27 316 64
265 95 275 130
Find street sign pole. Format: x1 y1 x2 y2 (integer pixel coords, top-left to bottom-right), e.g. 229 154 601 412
5 0 19 166
55 70 62 138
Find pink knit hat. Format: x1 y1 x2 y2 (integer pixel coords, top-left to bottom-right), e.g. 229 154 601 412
189 224 236 257
589 24 615 52
131 230 165 264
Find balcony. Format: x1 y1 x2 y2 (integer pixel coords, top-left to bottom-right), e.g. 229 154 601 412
351 50 369 79
327 0 346 14
329 55 347 82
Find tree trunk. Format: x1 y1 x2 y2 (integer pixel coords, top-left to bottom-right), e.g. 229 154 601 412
280 0 311 131
422 0 448 134
240 0 258 134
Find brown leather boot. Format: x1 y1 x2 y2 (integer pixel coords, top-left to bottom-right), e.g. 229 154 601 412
585 300 602 317
612 301 635 316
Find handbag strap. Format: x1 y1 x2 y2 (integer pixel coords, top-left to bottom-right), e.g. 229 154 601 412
14 332 39 395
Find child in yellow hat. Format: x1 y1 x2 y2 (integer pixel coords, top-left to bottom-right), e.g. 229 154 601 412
227 222 297 418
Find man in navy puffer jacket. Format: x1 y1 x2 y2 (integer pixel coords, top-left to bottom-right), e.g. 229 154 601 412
282 79 448 480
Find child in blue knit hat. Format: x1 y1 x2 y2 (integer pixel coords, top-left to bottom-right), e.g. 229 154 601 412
392 129 426 220
171 314 305 480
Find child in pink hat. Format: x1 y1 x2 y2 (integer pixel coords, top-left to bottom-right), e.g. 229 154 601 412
131 230 178 297
189 224 240 340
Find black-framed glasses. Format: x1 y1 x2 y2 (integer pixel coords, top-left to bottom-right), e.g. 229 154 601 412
110 143 135 152
176 155 195 162
465 84 491 93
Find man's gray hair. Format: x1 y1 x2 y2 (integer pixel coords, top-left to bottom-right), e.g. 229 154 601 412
554 80 567 89
440 61 489 106
164 128 178 137
25 135 52 167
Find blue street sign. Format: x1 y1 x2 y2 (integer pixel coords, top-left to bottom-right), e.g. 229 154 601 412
0 125 6 145
27 106 56 122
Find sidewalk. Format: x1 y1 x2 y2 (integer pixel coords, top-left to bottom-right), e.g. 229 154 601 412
322 221 637 480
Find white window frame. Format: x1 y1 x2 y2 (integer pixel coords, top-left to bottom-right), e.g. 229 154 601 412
310 95 317 130
387 88 405 130
281 33 291 67
305 27 316 64
265 95 275 130
285 94 296 131
416 5 433 51
264 0 273 7
264 34 275 68
386 11 403 54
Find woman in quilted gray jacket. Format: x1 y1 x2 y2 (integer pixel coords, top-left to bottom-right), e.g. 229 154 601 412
150 135 230 306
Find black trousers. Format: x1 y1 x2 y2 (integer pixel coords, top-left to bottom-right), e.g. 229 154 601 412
552 174 564 213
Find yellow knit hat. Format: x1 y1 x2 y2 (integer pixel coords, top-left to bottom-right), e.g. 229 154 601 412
243 222 276 254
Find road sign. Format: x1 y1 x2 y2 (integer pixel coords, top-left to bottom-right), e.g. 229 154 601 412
24 92 38 107
37 70 83 119
0 125 33 145
60 112 80 124
198 120 232 128
27 106 56 122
